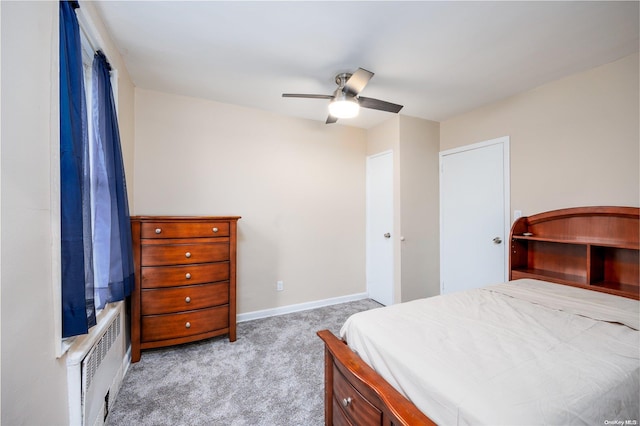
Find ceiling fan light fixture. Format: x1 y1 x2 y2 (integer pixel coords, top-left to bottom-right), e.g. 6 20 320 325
328 95 360 119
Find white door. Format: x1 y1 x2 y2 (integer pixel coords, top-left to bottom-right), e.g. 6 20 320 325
366 151 394 305
440 137 510 294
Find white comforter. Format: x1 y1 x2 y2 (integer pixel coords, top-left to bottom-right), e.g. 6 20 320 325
340 279 640 425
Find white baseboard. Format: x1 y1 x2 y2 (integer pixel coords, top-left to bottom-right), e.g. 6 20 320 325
237 292 369 323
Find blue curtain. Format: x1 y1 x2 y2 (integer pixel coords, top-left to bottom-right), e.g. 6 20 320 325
91 51 134 308
60 0 96 337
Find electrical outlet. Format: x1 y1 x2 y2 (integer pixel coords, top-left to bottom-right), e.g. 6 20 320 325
276 280 284 291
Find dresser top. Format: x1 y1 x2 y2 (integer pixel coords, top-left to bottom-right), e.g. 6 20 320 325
131 216 241 221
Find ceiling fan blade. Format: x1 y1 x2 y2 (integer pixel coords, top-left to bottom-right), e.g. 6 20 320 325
358 96 404 113
326 115 338 124
282 93 333 99
344 68 374 95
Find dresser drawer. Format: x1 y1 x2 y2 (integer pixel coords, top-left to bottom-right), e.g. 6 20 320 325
141 242 229 266
141 222 229 239
141 282 229 315
333 365 382 426
141 305 229 342
141 262 229 289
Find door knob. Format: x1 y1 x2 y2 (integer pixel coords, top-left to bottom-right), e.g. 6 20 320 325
384 233 391 239
493 237 502 244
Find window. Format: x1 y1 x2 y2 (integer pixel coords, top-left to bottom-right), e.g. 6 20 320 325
59 2 131 353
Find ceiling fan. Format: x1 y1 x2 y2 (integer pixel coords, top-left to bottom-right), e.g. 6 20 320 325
282 68 403 124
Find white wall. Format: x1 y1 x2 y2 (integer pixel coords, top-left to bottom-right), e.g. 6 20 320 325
133 89 367 314
0 2 135 424
441 53 640 215
399 116 440 300
1 2 68 424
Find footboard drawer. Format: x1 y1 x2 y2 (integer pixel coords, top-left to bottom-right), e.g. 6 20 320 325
333 364 382 425
332 396 355 426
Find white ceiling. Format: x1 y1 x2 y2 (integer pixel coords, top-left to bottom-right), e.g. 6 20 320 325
94 1 639 129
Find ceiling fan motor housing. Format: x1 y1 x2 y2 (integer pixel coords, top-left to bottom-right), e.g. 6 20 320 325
335 72 353 89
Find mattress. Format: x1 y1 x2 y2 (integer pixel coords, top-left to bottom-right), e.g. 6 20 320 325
340 279 640 425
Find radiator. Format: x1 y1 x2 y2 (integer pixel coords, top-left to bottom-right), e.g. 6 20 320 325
66 301 128 426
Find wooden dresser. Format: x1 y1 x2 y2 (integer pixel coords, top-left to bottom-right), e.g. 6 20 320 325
130 216 241 362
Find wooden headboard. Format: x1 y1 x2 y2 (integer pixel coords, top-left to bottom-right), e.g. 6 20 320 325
509 206 639 300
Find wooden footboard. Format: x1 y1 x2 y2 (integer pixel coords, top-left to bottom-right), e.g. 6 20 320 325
317 330 435 426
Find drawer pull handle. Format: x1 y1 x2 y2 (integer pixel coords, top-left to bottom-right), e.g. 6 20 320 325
212 227 219 233
341 397 352 408
185 252 191 258
185 273 191 279
155 228 162 234
185 322 191 329
185 296 191 303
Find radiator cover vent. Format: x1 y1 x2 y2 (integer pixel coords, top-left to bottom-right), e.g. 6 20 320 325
83 311 121 392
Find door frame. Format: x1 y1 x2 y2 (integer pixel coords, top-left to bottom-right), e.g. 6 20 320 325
366 150 394 305
438 136 511 294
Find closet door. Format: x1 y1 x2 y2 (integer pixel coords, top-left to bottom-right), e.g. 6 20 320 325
440 137 510 294
366 151 394 305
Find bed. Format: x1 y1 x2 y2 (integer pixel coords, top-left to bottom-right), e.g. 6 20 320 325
317 206 639 425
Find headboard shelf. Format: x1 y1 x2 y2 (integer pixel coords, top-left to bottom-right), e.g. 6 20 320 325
511 268 587 285
510 206 639 300
592 281 639 295
512 235 639 250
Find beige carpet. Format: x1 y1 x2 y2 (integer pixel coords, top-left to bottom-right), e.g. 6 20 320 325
108 299 381 425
